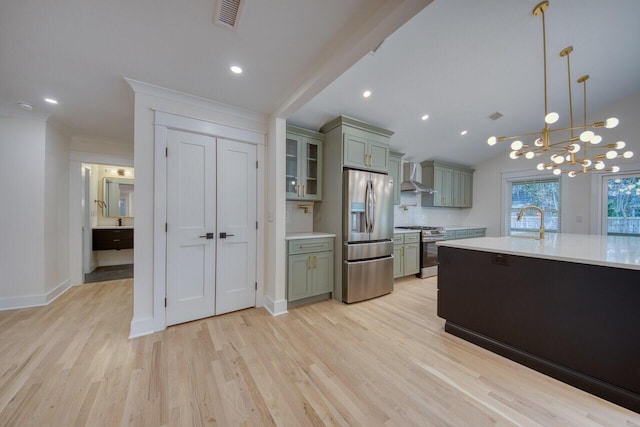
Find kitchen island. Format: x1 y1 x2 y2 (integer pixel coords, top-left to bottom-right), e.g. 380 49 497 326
437 234 640 413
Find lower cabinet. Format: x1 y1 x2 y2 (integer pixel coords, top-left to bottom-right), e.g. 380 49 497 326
445 228 486 240
393 232 420 278
287 237 334 302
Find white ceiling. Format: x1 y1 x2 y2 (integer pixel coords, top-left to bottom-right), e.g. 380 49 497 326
289 0 640 167
0 0 405 143
2 0 639 168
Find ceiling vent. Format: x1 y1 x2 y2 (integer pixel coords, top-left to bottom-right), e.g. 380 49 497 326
214 0 243 30
486 111 503 121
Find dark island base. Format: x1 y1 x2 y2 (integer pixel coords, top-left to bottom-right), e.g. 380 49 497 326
445 321 640 413
437 246 640 414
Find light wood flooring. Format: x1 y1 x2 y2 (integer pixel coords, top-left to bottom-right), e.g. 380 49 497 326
1 276 638 426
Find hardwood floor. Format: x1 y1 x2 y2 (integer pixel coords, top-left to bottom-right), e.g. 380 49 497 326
1 277 638 426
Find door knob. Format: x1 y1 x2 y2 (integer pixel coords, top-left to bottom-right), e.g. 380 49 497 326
199 233 214 239
219 232 235 239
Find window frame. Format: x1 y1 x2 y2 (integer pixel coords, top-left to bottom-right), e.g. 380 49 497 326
600 171 640 237
501 169 568 237
590 162 640 235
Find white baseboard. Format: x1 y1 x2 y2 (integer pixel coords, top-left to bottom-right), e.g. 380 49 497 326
0 279 72 311
263 296 288 317
129 316 163 339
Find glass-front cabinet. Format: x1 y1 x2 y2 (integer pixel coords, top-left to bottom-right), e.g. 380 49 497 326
286 125 324 201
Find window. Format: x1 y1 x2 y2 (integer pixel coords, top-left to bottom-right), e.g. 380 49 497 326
605 174 640 237
507 178 560 236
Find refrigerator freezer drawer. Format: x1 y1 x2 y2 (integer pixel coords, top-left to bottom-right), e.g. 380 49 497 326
344 240 393 261
342 256 393 303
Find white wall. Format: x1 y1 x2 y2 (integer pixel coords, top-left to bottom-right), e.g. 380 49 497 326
44 121 70 294
0 117 46 302
462 91 640 236
285 200 314 232
0 116 71 309
71 136 133 158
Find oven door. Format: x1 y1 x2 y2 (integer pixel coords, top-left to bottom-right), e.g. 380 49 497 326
422 238 441 268
420 237 443 278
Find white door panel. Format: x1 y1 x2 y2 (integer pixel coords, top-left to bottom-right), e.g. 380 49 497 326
166 130 216 326
216 139 257 315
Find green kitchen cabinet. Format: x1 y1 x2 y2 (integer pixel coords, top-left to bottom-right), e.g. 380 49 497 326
320 115 393 174
393 232 420 278
286 125 324 201
389 151 404 205
421 160 475 208
287 237 334 302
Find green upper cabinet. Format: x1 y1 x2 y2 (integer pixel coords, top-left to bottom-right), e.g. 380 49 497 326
286 125 324 201
421 160 474 208
320 115 393 174
388 151 404 205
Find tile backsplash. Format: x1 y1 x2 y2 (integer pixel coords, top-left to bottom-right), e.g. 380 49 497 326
286 201 314 232
394 193 463 227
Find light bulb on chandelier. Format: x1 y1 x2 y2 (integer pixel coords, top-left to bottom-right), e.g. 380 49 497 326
485 1 632 176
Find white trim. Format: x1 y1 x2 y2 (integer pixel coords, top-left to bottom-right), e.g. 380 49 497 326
0 279 71 311
500 169 568 236
154 111 264 146
125 78 267 127
129 317 158 339
152 111 268 335
263 296 288 316
590 162 640 235
69 150 134 166
68 152 134 287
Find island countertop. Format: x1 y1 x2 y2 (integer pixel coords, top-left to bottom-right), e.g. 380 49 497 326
437 233 640 271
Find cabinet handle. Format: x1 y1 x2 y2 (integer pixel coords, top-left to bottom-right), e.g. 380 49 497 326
401 246 404 257
303 184 306 197
113 239 121 242
314 256 317 269
297 184 301 197
299 244 323 249
308 256 311 270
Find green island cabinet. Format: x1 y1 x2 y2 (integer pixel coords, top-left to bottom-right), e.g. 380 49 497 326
392 232 420 278
286 125 324 201
421 160 474 208
287 237 334 302
319 115 393 173
388 151 404 205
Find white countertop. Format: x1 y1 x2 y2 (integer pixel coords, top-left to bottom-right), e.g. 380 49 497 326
437 234 640 271
93 226 134 229
286 232 336 240
443 225 486 231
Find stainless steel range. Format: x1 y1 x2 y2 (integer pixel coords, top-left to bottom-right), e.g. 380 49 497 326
395 226 446 278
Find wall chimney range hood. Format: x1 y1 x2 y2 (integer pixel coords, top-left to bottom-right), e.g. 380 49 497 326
400 163 436 194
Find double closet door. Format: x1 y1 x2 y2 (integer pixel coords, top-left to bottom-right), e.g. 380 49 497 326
165 129 257 326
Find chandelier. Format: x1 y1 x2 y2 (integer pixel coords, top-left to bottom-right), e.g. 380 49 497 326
486 1 633 177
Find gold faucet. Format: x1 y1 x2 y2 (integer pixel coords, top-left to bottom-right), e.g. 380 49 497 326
516 205 545 239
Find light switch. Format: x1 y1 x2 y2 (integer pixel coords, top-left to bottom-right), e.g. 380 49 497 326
576 215 583 223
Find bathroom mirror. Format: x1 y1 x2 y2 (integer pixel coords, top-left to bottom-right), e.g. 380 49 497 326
103 177 135 217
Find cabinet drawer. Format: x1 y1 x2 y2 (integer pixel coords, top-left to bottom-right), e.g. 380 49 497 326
93 228 133 241
404 233 420 244
392 234 404 245
93 238 133 250
288 238 334 255
454 230 470 239
473 228 486 237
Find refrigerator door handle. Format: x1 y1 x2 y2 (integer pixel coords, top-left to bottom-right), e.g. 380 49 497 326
364 180 370 233
369 180 376 232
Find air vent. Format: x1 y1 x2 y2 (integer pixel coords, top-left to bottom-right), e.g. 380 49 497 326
486 111 503 121
214 0 243 30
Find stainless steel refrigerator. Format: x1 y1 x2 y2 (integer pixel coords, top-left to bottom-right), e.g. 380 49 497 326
342 169 394 303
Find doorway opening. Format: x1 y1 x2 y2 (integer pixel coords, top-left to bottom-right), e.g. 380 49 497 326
82 163 135 283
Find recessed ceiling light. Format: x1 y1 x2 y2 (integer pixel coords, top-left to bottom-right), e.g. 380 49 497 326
362 90 371 98
230 65 243 74
421 114 429 121
460 130 468 136
44 98 58 104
